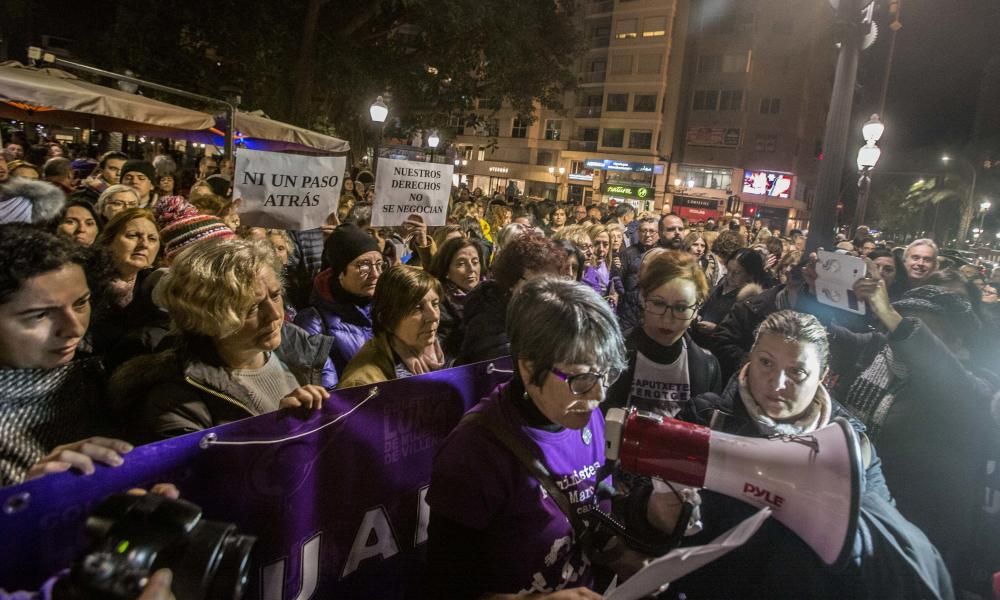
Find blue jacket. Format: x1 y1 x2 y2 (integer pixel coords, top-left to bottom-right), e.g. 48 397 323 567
294 269 374 377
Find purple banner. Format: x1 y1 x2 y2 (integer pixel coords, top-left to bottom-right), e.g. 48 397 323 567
0 358 512 598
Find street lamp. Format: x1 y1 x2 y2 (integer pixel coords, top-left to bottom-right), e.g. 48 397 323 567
854 114 883 230
979 200 992 235
453 158 468 186
548 166 566 201
427 131 440 163
368 96 389 177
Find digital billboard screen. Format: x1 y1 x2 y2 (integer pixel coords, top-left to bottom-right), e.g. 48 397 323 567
742 170 792 198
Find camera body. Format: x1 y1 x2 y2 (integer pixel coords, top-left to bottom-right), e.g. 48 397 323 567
70 493 255 600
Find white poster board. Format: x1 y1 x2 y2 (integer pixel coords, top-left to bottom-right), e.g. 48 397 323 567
815 250 867 315
371 158 453 227
234 148 346 230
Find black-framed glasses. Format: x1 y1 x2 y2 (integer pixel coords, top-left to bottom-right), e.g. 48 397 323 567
643 299 701 320
550 367 621 395
353 260 386 278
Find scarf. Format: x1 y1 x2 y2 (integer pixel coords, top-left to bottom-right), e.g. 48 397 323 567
737 364 832 436
444 280 471 312
844 346 909 441
391 336 445 375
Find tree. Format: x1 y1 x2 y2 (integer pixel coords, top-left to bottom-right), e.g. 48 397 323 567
65 0 582 161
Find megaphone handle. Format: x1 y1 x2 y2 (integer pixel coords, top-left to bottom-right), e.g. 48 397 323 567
583 499 696 557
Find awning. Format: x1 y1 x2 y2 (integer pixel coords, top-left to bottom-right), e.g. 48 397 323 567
0 61 216 135
191 110 350 154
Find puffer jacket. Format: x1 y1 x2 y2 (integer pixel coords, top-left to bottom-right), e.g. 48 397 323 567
294 269 374 376
457 280 509 364
109 322 335 441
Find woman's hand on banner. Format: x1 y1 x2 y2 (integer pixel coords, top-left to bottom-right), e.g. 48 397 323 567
25 437 133 480
280 385 331 410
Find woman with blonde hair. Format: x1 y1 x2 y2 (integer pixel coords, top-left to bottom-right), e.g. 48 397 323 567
95 184 141 222
111 238 336 440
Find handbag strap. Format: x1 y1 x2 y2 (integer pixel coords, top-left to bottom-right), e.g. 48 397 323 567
459 411 587 538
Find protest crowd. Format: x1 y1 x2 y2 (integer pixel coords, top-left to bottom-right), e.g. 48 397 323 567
1 136 1000 600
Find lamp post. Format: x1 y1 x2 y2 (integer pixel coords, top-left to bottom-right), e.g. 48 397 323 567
979 200 992 235
548 165 566 201
369 96 388 176
454 158 468 187
427 131 440 163
854 114 883 231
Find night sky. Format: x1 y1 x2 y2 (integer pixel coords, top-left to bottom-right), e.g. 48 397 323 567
857 0 999 159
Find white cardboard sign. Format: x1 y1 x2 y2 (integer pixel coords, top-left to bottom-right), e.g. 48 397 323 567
371 158 453 227
815 250 868 315
234 148 346 230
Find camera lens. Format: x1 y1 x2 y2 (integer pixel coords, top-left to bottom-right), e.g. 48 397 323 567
207 531 256 600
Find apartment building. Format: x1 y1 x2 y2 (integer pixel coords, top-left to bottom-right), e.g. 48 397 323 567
452 0 834 233
670 0 835 232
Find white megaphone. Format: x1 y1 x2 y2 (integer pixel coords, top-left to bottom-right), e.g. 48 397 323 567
605 408 862 567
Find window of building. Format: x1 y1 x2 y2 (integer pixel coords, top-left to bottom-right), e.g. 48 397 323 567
677 165 733 190
719 90 743 111
579 127 599 142
633 94 657 112
642 16 667 37
754 134 778 153
592 24 611 41
511 117 528 138
610 53 634 75
701 10 754 35
588 59 607 73
697 55 721 74
759 97 781 115
637 53 663 74
544 119 563 140
693 90 719 111
584 94 603 108
629 130 653 149
615 18 638 39
722 52 750 73
536 150 554 166
602 128 625 148
606 93 629 112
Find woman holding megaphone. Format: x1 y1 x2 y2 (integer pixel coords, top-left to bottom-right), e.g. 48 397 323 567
661 310 953 599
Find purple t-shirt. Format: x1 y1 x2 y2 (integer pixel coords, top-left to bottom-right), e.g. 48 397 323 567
427 383 609 594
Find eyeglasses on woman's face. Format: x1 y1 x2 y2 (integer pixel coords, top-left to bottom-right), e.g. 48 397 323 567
643 298 701 320
550 366 621 395
352 259 386 278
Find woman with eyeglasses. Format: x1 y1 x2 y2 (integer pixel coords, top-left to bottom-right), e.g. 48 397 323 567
94 184 141 223
605 251 721 418
426 277 639 598
294 225 384 378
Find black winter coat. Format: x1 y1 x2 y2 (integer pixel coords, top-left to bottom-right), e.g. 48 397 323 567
616 243 653 338
457 281 510 364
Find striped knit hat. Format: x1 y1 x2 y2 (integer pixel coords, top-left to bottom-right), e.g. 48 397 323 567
154 195 235 261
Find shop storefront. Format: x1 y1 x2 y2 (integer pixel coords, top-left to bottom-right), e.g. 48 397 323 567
603 182 655 213
673 195 723 223
742 204 790 234
584 158 664 206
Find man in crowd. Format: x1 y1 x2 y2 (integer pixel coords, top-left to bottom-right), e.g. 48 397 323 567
74 151 128 204
790 228 807 252
43 157 76 197
857 237 877 256
197 154 218 180
612 203 637 245
902 238 938 290
658 213 686 250
3 141 24 161
572 202 589 225
0 156 7 185
121 160 158 208
587 203 603 224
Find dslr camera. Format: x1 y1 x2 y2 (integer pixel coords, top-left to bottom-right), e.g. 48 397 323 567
68 493 256 600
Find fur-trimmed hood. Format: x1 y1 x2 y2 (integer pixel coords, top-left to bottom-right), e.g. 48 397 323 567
0 178 66 224
736 282 765 301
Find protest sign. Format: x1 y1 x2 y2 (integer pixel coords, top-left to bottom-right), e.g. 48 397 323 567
371 158 453 227
815 250 867 316
0 359 512 599
234 148 346 230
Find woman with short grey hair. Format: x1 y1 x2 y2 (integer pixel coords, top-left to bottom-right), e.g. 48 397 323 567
426 277 645 598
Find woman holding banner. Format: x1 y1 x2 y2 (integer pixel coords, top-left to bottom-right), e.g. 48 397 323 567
338 265 445 388
111 239 336 440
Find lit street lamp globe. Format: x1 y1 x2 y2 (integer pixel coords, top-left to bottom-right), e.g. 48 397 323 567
862 114 884 144
369 96 388 123
427 132 440 149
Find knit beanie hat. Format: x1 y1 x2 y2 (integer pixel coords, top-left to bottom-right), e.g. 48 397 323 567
893 285 979 335
323 224 381 277
121 160 157 183
154 195 235 261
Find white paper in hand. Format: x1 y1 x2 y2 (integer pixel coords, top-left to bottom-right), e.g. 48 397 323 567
604 506 772 600
815 250 867 315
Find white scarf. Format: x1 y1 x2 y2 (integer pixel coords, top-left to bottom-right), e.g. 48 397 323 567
737 364 832 435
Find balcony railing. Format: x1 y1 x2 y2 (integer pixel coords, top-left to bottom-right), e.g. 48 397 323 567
568 140 598 152
588 36 610 49
574 106 603 118
579 70 607 84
